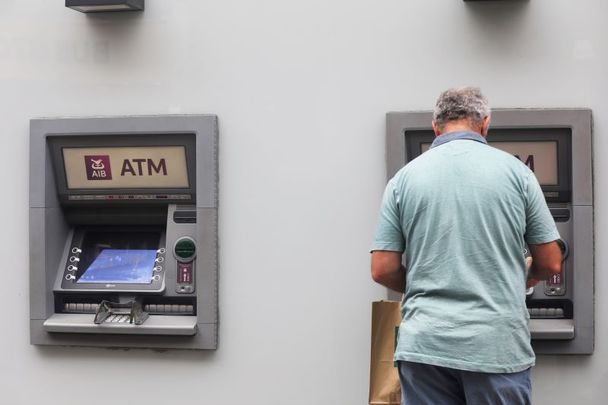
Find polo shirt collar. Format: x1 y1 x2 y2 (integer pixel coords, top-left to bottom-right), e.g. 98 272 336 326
430 131 487 149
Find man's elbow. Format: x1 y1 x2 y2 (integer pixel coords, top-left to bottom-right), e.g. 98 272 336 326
371 263 402 285
370 250 404 286
535 261 562 280
547 261 562 276
371 266 386 284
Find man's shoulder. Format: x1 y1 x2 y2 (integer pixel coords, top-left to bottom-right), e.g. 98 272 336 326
396 147 441 174
487 145 535 175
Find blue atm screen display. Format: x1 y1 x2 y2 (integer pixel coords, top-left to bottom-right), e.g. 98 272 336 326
78 249 157 284
74 230 161 285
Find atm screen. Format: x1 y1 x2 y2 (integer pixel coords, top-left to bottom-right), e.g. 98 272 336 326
75 231 160 284
78 249 157 284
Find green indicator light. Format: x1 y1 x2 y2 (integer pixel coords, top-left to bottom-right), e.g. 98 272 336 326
175 238 196 260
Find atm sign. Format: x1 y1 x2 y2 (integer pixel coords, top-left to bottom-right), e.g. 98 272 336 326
64 146 189 189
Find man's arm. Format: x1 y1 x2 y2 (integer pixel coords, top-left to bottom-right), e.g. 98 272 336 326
527 240 562 287
371 250 406 294
524 172 563 287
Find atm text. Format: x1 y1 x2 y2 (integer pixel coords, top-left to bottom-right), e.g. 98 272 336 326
121 158 168 176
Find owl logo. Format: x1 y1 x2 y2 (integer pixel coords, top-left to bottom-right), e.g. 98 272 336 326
90 159 105 170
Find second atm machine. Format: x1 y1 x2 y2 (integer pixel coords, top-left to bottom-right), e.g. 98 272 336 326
386 109 593 354
30 115 218 350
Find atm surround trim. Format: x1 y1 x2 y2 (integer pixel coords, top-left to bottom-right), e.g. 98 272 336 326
30 115 219 350
385 108 594 355
47 133 197 205
403 128 573 203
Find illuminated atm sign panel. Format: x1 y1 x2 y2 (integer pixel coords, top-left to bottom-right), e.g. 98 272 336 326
63 146 190 189
47 133 197 204
408 128 572 203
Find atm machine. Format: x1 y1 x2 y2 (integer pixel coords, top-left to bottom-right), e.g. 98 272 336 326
385 109 593 354
30 115 218 350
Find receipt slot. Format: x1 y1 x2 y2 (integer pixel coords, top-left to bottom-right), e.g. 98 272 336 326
386 109 593 354
30 115 218 350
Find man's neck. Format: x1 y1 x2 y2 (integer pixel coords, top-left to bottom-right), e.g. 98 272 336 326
439 123 480 135
435 118 485 137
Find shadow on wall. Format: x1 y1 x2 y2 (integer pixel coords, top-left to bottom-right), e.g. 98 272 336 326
462 0 532 58
77 11 146 65
34 344 218 363
464 0 531 31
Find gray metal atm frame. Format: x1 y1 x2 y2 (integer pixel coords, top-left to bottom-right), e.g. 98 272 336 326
30 115 218 350
386 109 594 355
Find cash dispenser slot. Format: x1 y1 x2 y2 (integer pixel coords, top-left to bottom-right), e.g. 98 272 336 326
173 209 197 224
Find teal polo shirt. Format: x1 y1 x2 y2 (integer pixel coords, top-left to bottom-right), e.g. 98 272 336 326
372 131 560 373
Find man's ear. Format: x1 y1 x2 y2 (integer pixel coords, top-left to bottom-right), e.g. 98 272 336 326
432 121 442 136
481 116 491 136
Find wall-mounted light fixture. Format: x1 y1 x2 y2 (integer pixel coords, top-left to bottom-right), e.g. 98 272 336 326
66 0 144 13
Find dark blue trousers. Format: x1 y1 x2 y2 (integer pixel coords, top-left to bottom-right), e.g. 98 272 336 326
398 361 532 405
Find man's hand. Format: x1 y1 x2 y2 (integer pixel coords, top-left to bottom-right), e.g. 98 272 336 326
371 250 406 293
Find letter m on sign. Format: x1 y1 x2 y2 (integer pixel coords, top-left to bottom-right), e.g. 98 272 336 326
514 154 535 172
148 158 167 175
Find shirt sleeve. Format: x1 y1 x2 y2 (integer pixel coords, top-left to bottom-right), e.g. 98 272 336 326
524 172 561 244
371 180 405 252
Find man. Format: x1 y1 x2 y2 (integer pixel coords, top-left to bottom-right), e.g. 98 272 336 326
371 87 563 404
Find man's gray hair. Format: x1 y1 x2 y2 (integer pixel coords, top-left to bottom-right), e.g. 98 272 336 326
433 87 490 130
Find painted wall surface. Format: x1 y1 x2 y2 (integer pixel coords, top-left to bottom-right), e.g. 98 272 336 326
1 0 606 404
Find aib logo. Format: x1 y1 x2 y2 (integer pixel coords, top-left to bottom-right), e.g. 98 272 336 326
85 155 112 180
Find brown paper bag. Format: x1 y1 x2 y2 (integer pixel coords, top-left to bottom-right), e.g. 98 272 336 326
369 300 402 405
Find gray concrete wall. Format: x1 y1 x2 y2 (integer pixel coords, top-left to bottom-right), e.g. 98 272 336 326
2 0 606 403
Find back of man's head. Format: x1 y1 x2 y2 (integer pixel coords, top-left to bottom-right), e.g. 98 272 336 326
433 87 490 135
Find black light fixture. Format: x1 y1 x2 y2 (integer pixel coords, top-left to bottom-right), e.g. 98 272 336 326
66 0 144 13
